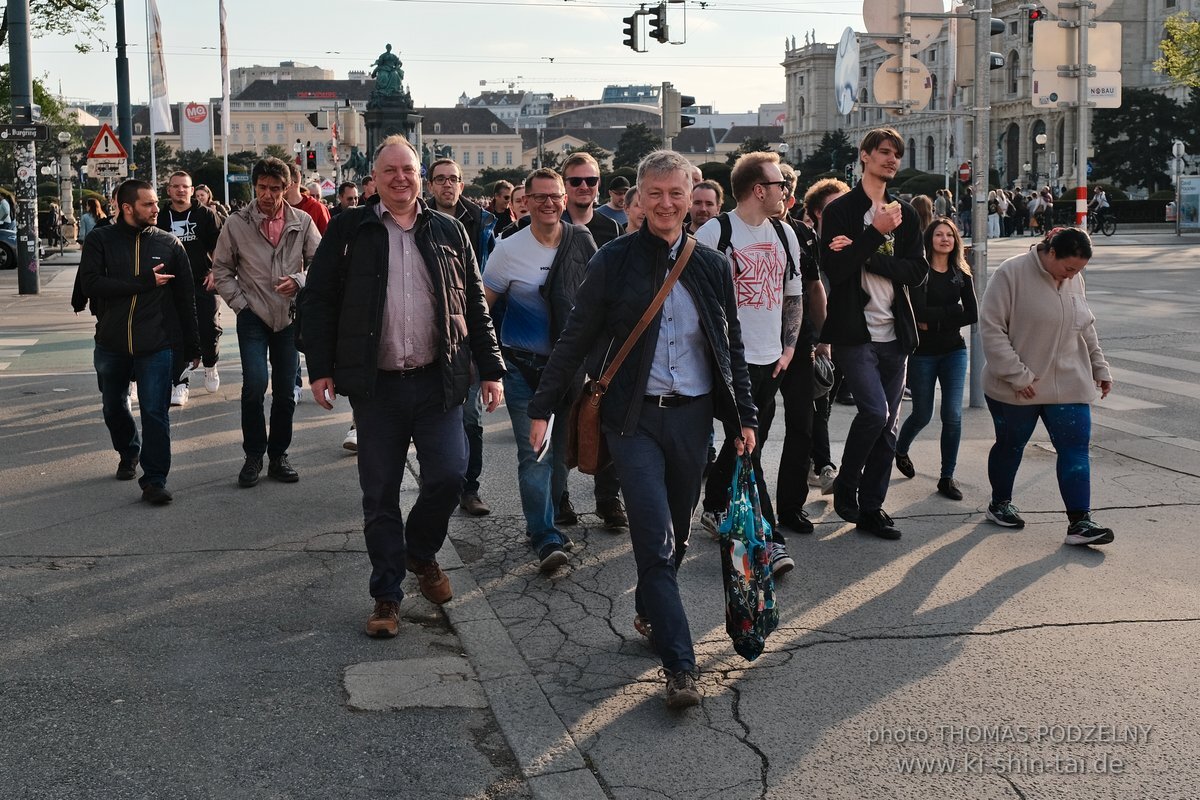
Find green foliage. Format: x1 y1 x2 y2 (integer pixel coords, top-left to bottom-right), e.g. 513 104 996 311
470 167 530 192
129 138 176 188
564 141 612 170
613 123 660 170
897 173 947 198
1093 88 1188 192
1154 13 1200 87
262 144 294 163
725 136 774 166
174 150 228 197
0 1 107 53
798 130 857 183
698 162 733 210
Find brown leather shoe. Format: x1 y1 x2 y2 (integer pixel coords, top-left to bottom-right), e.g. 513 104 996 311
596 496 629 529
365 599 400 638
458 492 491 516
406 557 453 605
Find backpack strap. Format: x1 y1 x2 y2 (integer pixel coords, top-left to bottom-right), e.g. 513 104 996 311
768 216 797 279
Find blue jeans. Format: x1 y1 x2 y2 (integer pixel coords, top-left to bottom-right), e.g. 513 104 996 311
606 395 712 674
834 340 909 512
352 369 468 602
502 361 564 551
236 310 298 459
896 347 968 479
462 380 484 495
94 345 173 489
986 398 1092 513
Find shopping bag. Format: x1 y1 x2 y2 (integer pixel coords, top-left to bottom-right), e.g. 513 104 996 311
717 453 779 661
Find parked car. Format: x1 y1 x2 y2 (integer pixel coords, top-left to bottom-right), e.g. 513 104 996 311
0 226 17 270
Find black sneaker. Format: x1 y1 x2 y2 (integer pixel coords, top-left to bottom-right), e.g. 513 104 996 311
1064 515 1114 546
986 501 1025 528
141 485 173 505
116 455 139 481
238 456 263 488
537 542 568 573
895 452 915 478
555 493 578 527
596 497 629 529
268 455 299 483
778 509 814 534
856 508 902 540
663 668 702 709
832 479 860 523
937 477 963 501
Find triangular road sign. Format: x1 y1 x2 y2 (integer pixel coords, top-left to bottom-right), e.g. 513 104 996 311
86 123 129 159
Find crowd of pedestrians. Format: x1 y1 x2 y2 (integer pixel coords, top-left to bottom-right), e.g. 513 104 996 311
72 126 1117 710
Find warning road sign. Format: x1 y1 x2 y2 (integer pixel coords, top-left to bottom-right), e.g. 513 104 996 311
86 123 128 159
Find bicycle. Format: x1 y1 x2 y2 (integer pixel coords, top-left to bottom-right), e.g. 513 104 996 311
1087 211 1116 237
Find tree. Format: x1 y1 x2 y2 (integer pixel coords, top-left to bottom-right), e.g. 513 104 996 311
0 65 83 184
564 141 612 170
1092 88 1187 192
725 136 773 166
1154 13 1200 87
613 123 659 170
698 162 732 209
175 149 228 196
799 129 857 181
0 0 107 53
470 166 530 192
262 144 294 163
129 137 176 188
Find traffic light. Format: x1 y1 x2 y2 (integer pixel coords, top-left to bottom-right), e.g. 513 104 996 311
622 11 645 53
845 163 855 182
661 83 694 140
1027 7 1044 43
306 112 327 130
989 17 1006 71
955 17 1006 85
649 3 668 44
306 149 317 170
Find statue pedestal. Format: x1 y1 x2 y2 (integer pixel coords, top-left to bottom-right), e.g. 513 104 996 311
364 101 421 162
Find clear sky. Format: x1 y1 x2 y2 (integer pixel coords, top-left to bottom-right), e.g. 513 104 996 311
21 0 867 113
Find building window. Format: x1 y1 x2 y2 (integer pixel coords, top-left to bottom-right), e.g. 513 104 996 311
928 48 936 63
462 151 469 166
908 138 916 170
930 74 939 111
294 122 303 133
491 151 498 165
505 151 513 165
799 76 804 86
261 122 269 132
1008 51 1020 95
463 123 470 134
275 123 284 132
490 122 498 133
926 136 935 171
1009 20 1018 36
433 122 441 134
477 151 484 164
231 122 240 131
276 134 284 144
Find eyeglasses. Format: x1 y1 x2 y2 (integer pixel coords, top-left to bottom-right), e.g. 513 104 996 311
758 180 789 191
431 175 462 186
565 176 600 188
528 193 565 205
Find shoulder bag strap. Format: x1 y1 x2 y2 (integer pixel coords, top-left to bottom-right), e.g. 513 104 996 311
596 236 696 391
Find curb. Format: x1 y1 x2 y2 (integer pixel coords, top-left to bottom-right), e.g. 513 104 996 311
441 538 608 800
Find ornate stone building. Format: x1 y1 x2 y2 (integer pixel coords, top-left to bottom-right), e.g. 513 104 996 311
783 0 1195 193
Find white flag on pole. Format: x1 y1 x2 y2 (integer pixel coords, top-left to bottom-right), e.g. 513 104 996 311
219 0 230 138
148 0 173 134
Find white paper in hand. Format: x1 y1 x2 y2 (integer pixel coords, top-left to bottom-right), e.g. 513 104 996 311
535 414 555 463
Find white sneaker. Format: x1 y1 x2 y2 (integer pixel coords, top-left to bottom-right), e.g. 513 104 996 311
204 366 220 393
342 426 358 452
807 469 822 488
767 542 795 576
700 510 726 541
818 465 838 496
293 384 303 405
170 383 189 407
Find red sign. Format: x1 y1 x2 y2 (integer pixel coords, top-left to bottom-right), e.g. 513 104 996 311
185 103 208 124
958 162 972 182
294 91 338 99
86 123 128 159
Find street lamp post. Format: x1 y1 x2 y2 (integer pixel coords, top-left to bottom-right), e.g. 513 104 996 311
1173 139 1186 238
39 160 63 255
1022 161 1032 190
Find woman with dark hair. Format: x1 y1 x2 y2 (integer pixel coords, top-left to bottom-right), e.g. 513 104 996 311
894 217 977 499
979 226 1115 546
79 196 107 242
910 194 934 232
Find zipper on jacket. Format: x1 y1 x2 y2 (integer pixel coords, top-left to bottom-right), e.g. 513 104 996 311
127 232 141 354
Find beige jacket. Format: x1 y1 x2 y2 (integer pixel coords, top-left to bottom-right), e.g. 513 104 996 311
213 202 321 332
980 248 1111 405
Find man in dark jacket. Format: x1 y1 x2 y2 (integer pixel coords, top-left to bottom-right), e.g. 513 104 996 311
78 179 200 505
482 168 597 573
428 157 498 516
300 135 505 639
820 127 929 541
527 150 757 710
157 170 224 403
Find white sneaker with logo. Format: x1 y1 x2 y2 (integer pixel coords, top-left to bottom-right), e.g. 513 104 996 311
204 366 220 393
170 383 189 407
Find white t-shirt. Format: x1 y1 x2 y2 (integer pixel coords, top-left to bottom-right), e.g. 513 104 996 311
696 212 803 365
860 207 897 343
482 226 556 356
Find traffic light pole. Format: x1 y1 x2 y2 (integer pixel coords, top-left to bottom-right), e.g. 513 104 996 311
1074 0 1090 226
8 0 40 295
968 0 992 408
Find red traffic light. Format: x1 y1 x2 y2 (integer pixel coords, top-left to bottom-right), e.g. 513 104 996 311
1028 8 1044 20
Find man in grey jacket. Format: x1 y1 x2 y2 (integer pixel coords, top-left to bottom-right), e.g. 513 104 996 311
212 157 321 488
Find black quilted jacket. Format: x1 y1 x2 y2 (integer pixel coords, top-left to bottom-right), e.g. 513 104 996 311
528 225 757 437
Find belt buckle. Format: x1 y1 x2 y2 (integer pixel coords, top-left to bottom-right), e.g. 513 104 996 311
657 395 671 408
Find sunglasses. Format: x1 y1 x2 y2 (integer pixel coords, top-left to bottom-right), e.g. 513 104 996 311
431 175 462 186
565 176 600 188
758 180 789 191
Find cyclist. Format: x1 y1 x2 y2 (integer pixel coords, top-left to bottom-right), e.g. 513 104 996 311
1088 186 1110 232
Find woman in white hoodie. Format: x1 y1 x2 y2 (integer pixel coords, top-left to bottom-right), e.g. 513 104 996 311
979 226 1115 546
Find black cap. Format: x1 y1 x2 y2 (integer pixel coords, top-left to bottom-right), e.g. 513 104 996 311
607 176 630 192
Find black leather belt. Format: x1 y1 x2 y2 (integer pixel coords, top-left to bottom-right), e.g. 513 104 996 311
644 393 706 408
384 362 437 378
